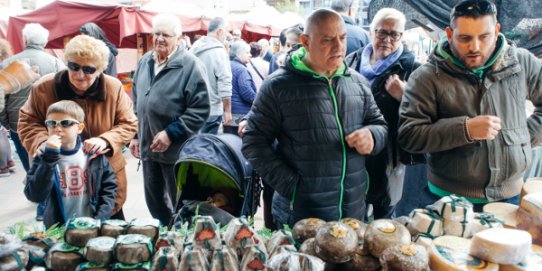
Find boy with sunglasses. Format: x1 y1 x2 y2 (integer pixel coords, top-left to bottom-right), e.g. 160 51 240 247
398 0 542 211
24 100 117 229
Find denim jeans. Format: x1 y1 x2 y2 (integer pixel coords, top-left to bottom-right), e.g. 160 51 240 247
9 130 30 172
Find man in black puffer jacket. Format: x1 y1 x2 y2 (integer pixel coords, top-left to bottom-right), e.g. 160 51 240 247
242 9 388 227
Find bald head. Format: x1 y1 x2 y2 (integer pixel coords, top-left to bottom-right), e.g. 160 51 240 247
304 9 344 36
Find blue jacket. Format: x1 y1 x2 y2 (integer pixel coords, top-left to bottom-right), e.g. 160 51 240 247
342 15 370 56
231 59 257 115
24 141 117 229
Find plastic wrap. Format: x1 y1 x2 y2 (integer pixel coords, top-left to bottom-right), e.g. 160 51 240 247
64 217 100 247
268 251 325 271
115 234 153 264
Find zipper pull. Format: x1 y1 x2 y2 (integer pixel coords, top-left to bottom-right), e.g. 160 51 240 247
290 203 294 211
137 159 141 172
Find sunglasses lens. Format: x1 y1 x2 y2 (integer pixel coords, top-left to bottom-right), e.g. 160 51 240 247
68 61 80 72
45 120 56 128
45 120 78 128
82 66 97 74
68 61 96 74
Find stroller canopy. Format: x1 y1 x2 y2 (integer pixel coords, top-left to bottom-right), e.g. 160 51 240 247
174 133 253 200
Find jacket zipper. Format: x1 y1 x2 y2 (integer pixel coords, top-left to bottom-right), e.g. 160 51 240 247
326 78 347 220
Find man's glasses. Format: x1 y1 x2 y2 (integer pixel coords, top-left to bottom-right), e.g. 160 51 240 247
45 119 80 128
153 32 174 38
452 0 497 17
67 61 97 75
375 30 403 42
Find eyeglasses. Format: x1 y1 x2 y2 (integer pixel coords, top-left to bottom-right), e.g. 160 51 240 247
67 61 97 75
375 30 403 42
153 32 174 38
452 0 497 18
44 119 80 128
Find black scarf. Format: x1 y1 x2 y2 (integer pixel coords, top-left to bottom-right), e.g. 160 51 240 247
54 70 105 101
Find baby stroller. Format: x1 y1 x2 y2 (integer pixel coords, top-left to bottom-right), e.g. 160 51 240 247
169 133 262 229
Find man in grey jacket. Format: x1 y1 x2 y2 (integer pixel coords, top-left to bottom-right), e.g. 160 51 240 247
1 23 65 173
189 17 232 134
398 0 542 211
130 14 210 225
242 9 387 227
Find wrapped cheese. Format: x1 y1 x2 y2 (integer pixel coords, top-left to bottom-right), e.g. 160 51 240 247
64 217 100 247
179 245 209 271
0 249 29 271
191 216 222 251
22 233 54 267
293 218 326 243
101 219 128 238
112 261 152 271
379 243 429 271
268 251 325 271
75 262 109 271
340 218 367 245
266 230 296 258
314 222 358 263
443 219 473 238
470 212 504 235
115 234 154 265
364 219 411 258
150 246 178 271
299 238 317 257
223 217 260 257
429 236 498 271
413 234 433 250
127 218 160 242
210 246 239 271
470 228 532 265
46 242 84 271
240 245 267 271
432 195 474 222
154 231 184 258
84 236 115 265
408 209 443 238
483 202 518 228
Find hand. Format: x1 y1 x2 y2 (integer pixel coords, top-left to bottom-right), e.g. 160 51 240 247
129 139 140 159
385 74 406 101
35 141 46 157
223 112 233 126
345 128 374 155
466 115 501 141
150 130 171 153
45 135 61 150
83 137 108 154
238 120 248 137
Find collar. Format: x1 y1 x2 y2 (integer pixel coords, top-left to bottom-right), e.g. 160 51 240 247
289 47 347 79
341 15 355 26
152 46 179 66
54 70 106 101
25 44 45 51
60 137 82 155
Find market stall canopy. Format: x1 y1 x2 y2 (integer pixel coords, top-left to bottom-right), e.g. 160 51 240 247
0 11 8 39
6 0 156 53
140 0 213 33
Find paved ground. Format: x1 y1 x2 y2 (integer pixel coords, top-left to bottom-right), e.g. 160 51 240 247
0 142 263 232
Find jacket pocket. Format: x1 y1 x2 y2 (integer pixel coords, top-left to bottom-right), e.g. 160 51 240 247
501 128 532 179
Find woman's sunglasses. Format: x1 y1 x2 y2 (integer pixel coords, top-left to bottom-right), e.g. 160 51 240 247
67 61 97 75
45 119 80 128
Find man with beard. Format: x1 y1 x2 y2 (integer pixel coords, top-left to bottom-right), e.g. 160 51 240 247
398 0 542 211
242 8 387 226
130 14 210 225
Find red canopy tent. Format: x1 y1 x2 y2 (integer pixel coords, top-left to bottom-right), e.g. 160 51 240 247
6 0 159 53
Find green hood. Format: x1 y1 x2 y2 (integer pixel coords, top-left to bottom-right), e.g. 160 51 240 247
436 33 506 79
289 47 347 79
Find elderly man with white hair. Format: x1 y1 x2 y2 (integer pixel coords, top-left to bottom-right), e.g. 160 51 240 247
130 14 210 225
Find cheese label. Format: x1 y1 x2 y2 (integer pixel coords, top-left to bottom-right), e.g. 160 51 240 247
399 244 418 256
435 245 493 269
343 219 360 230
377 221 396 233
307 218 322 223
329 225 348 238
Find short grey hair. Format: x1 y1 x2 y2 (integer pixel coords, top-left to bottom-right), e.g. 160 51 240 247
152 14 182 37
23 23 49 46
208 17 227 34
331 0 354 13
258 39 269 47
370 8 407 32
229 40 250 59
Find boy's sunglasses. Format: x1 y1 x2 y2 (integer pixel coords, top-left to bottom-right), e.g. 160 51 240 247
45 119 80 128
67 61 97 75
452 0 497 17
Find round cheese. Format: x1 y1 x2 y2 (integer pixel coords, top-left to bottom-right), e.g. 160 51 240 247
409 209 444 238
470 212 504 236
483 202 518 228
521 178 542 199
500 245 542 271
364 219 411 258
429 236 498 271
470 228 532 265
520 193 542 219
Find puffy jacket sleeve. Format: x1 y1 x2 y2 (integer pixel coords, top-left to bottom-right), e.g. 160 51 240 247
24 151 58 203
523 50 542 147
165 59 210 142
361 83 388 156
95 156 117 220
97 82 138 156
242 83 299 200
18 80 51 156
398 67 472 153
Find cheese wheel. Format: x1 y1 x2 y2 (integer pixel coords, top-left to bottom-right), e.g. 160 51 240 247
522 178 542 199
500 245 542 271
409 209 444 238
364 219 411 258
293 218 326 243
413 234 433 250
516 207 542 246
483 202 518 228
470 212 504 236
470 228 532 265
379 243 429 271
434 195 474 222
443 219 473 238
429 236 498 271
520 193 542 219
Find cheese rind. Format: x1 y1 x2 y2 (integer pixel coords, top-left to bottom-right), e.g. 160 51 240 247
483 202 518 228
429 236 498 271
469 228 532 265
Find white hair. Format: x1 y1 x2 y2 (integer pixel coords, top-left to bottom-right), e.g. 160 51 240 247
230 40 250 59
152 14 182 37
23 23 49 46
370 8 407 32
258 39 269 47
